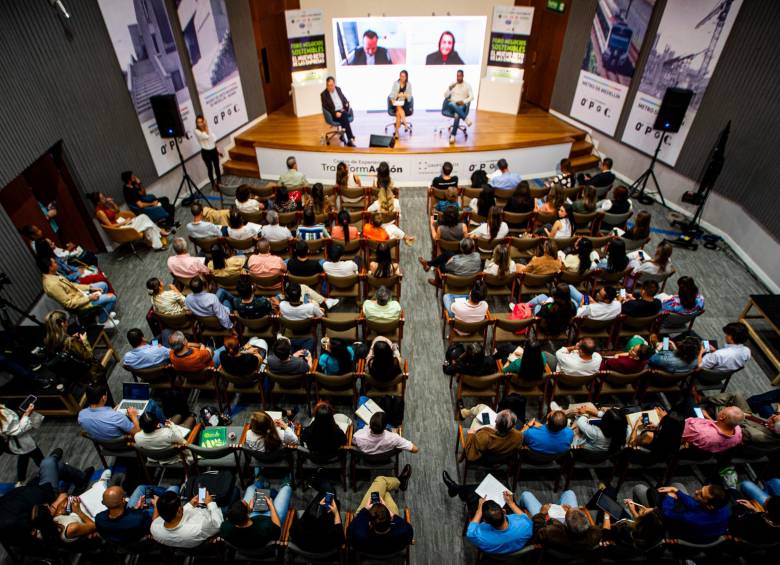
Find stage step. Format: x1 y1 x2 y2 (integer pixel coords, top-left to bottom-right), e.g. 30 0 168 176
228 145 256 163
224 159 260 179
569 153 601 172
569 139 593 159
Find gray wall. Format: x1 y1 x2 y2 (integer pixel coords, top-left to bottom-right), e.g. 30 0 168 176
550 0 780 242
0 0 265 316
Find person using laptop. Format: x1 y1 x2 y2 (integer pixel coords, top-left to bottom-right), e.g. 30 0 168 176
78 384 167 441
122 328 171 370
134 411 195 464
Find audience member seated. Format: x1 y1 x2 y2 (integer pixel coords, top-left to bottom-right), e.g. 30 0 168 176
33 238 112 290
184 277 233 329
611 497 666 551
168 331 215 372
278 157 309 191
502 341 553 376
431 161 458 191
300 402 349 456
323 244 359 277
365 336 403 383
279 282 324 351
347 471 414 555
445 343 496 377
601 337 653 373
570 406 628 453
528 497 602 552
39 257 118 326
168 237 209 279
78 385 140 441
433 205 468 243
572 185 598 214
630 483 730 543
545 203 574 240
660 276 704 315
186 203 222 239
483 243 516 276
221 477 291 549
364 212 415 246
363 286 401 324
220 335 264 376
208 244 245 277
419 237 481 280
731 480 780 543
544 158 576 189
469 206 508 252
599 185 632 216
555 339 602 376
528 283 577 337
579 157 615 189
123 328 170 370
244 410 298 452
559 237 599 274
297 206 330 240
354 411 418 455
272 186 300 212
434 187 460 213
96 483 177 544
468 185 496 218
575 286 621 321
444 280 488 336
370 242 400 277
629 242 673 278
134 411 195 464
261 210 294 242
44 309 108 386
459 408 523 462
504 181 534 214
21 224 97 267
330 210 360 242
536 184 566 216
648 335 700 373
289 479 345 554
682 405 743 453
701 322 752 372
87 191 167 250
268 335 312 375
317 337 355 375
454 487 532 555
287 240 324 277
490 159 522 189
147 277 187 317
305 183 337 215
247 238 287 279
621 280 662 317
596 239 630 273
234 185 264 214
623 210 652 241
523 410 574 456
517 241 562 275
122 170 175 228
226 208 262 241
151 489 223 548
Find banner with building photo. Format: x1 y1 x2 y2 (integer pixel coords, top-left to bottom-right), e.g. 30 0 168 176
176 0 248 141
621 0 743 165
98 0 200 175
487 6 534 69
570 0 657 135
286 9 327 71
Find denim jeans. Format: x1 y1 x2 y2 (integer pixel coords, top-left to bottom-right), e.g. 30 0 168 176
38 454 86 489
215 288 236 311
519 490 578 516
127 484 180 515
747 389 780 418
243 483 292 523
443 294 469 317
738 479 780 505
89 281 116 323
445 101 469 135
144 399 167 424
527 287 580 314
213 346 226 367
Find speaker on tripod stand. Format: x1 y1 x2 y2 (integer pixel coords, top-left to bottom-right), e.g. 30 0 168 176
149 95 212 208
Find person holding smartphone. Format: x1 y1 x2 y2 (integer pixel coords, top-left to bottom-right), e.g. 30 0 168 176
151 489 223 548
290 475 344 554
0 401 43 485
220 474 292 550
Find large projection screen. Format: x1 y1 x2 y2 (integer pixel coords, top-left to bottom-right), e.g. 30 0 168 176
333 16 487 111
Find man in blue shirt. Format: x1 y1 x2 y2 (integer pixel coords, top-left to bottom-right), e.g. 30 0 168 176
123 328 171 370
78 385 139 441
489 159 522 189
184 277 233 329
96 483 179 544
466 493 533 555
523 410 573 456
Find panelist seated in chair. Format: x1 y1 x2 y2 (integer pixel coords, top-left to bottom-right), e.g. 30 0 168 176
442 69 473 144
388 70 413 139
321 76 356 147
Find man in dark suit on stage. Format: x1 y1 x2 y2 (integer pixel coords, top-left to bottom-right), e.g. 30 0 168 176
348 30 392 65
321 77 356 147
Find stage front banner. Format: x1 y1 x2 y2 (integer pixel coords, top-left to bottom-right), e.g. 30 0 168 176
621 0 743 165
176 0 248 141
570 0 656 135
286 8 327 71
256 144 571 187
98 0 200 175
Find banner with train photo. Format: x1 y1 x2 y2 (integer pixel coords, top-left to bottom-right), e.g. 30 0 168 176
176 0 249 141
570 0 657 135
97 0 200 175
621 0 743 165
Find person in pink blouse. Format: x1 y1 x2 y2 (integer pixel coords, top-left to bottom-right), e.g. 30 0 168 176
167 237 209 279
682 406 744 453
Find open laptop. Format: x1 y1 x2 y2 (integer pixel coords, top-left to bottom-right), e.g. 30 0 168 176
116 382 151 415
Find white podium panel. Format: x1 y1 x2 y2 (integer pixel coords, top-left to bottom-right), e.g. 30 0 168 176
477 77 524 115
292 81 325 117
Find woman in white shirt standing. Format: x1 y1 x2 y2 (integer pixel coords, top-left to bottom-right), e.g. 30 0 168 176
194 115 222 190
0 402 43 485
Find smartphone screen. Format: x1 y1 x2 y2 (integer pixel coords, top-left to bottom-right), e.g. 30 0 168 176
620 289 627 298
370 491 380 505
693 407 704 418
584 295 590 305
641 413 650 426
152 339 159 347
662 337 670 351
324 492 334 507
198 487 206 504
702 340 710 351
19 395 37 411
481 412 491 425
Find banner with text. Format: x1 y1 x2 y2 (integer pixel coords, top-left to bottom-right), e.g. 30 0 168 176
286 8 327 71
177 0 248 141
487 6 533 74
621 0 742 165
570 0 656 135
98 0 200 175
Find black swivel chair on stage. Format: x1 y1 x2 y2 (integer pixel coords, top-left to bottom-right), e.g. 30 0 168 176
385 97 414 137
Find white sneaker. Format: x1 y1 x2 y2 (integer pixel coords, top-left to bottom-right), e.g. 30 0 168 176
99 469 112 483
103 318 120 329
14 481 23 487
465 118 473 127
509 302 516 311
324 298 340 309
549 401 562 412
109 312 117 319
449 135 455 144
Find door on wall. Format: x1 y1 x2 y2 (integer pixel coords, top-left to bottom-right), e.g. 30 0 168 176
0 142 104 254
516 0 571 110
250 0 300 113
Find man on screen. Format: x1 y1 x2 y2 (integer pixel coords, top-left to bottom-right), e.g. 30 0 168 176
443 69 474 144
426 31 465 65
348 30 392 65
321 77 357 147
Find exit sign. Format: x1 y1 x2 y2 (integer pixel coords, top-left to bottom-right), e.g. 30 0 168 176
547 0 566 13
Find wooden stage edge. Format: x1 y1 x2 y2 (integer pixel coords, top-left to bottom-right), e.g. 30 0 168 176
224 103 597 177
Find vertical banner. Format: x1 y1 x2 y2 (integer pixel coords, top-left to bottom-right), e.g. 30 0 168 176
621 0 743 165
98 0 199 175
285 9 327 72
570 0 657 135
486 6 534 79
176 0 248 140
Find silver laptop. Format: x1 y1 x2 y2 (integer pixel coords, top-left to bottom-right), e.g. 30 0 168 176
116 382 151 415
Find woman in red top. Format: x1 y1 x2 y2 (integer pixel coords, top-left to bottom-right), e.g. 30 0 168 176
363 212 415 246
87 192 168 250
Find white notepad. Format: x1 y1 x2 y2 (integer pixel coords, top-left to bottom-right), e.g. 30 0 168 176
475 473 509 506
356 398 384 425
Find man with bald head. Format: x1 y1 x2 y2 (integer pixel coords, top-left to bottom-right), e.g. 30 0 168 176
682 405 744 453
95 483 178 543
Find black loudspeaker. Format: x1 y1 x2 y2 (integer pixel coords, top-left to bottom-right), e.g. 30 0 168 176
369 134 395 148
150 94 185 138
653 88 693 133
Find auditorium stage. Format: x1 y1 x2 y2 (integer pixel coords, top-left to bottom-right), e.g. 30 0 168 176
224 103 597 185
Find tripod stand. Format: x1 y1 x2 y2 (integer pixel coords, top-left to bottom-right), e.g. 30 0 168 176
171 136 212 208
629 133 667 207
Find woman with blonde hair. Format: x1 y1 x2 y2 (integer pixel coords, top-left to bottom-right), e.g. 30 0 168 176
483 242 516 276
43 310 107 387
368 162 399 215
146 277 186 316
244 410 298 453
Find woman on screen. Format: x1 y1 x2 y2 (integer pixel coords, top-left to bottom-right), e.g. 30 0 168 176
426 30 465 65
388 70 412 140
